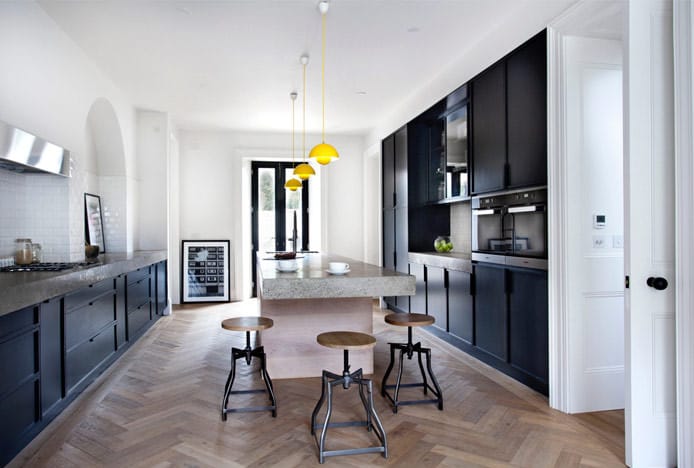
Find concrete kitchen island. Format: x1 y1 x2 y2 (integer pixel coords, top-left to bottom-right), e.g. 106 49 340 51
257 253 415 379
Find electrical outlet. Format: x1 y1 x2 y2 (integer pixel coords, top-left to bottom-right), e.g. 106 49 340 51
592 235 607 248
613 235 624 248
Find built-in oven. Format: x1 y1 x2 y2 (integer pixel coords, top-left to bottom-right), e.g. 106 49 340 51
472 187 547 269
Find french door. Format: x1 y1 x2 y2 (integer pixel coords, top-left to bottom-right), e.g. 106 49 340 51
251 162 309 296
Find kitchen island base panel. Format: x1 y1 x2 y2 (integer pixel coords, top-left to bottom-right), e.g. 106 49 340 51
260 297 374 379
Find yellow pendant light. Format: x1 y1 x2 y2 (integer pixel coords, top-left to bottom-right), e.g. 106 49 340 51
294 55 316 180
309 0 339 166
284 92 302 191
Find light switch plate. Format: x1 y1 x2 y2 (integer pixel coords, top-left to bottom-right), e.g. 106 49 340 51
593 235 607 248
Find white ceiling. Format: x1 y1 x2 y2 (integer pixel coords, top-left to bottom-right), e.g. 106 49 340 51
39 0 577 135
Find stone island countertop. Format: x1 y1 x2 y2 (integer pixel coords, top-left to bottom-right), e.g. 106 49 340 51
257 253 415 300
0 250 167 317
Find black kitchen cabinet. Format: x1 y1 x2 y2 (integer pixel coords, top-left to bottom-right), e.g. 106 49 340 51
39 298 62 417
116 275 127 348
383 209 396 308
507 30 547 189
508 267 548 384
0 306 39 466
382 134 395 209
408 263 425 315
382 126 409 313
470 61 507 194
474 263 507 361
155 261 168 315
426 266 447 331
448 270 473 343
0 260 164 466
395 127 408 205
64 278 117 394
470 30 547 195
126 266 152 339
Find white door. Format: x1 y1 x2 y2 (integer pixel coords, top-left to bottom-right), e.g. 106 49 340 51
624 0 677 466
564 35 625 413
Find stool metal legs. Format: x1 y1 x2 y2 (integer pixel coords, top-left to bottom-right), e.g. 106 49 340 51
221 330 277 420
381 326 443 413
310 350 388 464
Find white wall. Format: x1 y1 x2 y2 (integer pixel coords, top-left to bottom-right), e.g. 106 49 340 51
136 110 169 251
0 2 137 258
564 36 624 413
174 130 364 302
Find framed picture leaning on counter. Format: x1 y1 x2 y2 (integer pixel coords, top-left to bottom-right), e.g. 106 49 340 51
181 240 230 303
84 192 106 253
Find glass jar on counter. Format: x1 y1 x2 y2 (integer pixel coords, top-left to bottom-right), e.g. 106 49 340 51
31 243 42 263
15 238 33 265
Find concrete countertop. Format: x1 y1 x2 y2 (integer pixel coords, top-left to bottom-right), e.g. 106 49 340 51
0 250 167 317
258 253 415 300
408 251 473 273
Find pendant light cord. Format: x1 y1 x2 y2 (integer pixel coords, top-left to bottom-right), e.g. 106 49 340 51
292 96 295 166
321 11 326 144
303 61 307 161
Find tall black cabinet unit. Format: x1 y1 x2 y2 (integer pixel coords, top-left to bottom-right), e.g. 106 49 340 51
382 126 409 312
470 29 547 195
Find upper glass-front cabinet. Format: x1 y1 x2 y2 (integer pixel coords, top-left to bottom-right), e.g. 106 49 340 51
445 103 468 198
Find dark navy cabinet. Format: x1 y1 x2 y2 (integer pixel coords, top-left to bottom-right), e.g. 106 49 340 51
382 126 410 313
447 270 473 344
473 263 508 361
470 29 547 195
508 267 549 384
470 61 507 195
0 260 167 466
426 266 447 332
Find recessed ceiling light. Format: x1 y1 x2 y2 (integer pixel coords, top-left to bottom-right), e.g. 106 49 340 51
176 6 192 15
407 27 420 33
356 91 367 95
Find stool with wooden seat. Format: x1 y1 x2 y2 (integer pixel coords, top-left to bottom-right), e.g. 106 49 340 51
310 331 387 464
381 313 443 413
220 316 277 420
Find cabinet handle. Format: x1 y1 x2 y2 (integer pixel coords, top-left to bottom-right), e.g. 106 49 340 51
89 333 99 342
89 302 93 306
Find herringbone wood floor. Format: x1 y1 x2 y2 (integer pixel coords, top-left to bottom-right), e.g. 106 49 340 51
10 300 625 467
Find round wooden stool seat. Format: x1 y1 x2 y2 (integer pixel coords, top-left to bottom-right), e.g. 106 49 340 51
384 312 434 327
221 316 274 332
317 331 376 350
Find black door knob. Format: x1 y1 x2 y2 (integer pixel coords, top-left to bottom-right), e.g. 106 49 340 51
647 277 668 290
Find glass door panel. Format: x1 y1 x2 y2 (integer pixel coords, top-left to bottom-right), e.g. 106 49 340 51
258 168 276 252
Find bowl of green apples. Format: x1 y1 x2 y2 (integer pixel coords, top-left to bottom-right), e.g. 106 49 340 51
434 236 453 253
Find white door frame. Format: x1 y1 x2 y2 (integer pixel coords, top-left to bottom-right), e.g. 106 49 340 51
674 2 694 466
550 1 692 466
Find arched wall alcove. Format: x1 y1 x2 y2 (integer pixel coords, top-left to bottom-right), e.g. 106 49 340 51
83 97 128 253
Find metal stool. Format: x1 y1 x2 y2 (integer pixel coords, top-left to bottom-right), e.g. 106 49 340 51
220 316 277 419
381 313 443 413
310 331 387 464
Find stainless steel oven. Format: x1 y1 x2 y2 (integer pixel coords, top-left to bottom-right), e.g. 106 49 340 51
472 188 547 269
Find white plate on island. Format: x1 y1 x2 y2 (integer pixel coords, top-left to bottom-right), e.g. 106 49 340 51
276 266 299 273
326 268 350 275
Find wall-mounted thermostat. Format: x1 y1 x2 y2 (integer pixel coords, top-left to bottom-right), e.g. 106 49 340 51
593 214 606 229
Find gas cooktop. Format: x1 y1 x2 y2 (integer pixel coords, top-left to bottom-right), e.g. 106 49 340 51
0 262 95 272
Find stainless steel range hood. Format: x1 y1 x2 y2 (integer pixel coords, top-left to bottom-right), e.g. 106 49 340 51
0 120 70 177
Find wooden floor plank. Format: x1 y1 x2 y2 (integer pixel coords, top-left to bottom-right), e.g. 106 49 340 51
8 300 626 467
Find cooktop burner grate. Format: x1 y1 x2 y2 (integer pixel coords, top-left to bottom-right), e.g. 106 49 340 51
0 262 94 272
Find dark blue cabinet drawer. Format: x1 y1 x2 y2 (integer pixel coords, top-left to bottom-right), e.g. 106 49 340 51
0 379 38 457
127 302 151 337
65 326 116 393
127 277 150 311
0 306 36 339
65 292 116 351
0 331 37 398
64 278 114 312
127 266 150 285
